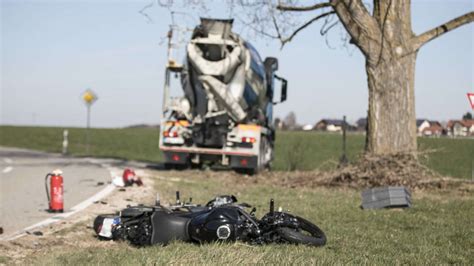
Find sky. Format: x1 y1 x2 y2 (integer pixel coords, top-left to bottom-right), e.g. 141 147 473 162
1 0 473 128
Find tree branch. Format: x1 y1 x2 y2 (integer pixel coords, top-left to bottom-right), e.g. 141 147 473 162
277 1 331 12
235 14 280 39
280 11 336 47
330 0 381 60
271 10 283 40
412 11 474 50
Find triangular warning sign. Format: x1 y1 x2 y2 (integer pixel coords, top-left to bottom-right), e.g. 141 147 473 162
468 93 474 110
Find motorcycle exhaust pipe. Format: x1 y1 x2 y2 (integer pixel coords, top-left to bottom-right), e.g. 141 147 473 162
270 199 274 215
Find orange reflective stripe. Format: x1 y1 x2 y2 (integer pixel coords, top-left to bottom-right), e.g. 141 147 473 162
165 121 189 127
237 124 261 131
178 120 189 126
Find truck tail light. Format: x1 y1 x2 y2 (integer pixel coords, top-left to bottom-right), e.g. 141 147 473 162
241 137 256 143
163 131 178 138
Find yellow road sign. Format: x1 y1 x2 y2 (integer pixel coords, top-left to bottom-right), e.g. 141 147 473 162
82 89 98 105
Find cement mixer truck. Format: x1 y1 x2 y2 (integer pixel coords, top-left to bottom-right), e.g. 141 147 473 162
159 18 287 174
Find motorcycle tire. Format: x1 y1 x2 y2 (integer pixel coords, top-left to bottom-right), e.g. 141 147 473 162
276 215 326 247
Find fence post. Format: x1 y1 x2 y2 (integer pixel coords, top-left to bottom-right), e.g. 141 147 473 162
339 115 348 166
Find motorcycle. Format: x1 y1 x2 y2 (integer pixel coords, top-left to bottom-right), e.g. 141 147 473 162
93 192 326 247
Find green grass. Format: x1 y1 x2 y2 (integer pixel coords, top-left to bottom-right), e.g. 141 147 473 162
273 131 365 171
31 173 474 264
418 137 474 180
3 126 471 263
1 126 473 178
0 256 10 265
0 126 163 162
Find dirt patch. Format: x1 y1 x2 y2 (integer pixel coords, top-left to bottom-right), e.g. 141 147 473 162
318 153 462 189
236 154 471 193
154 154 473 195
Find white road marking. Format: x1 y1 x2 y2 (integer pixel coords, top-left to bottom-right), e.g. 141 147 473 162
1 159 118 241
4 158 13 164
2 166 13 173
3 183 115 241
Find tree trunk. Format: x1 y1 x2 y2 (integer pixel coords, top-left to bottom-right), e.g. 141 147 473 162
366 52 418 155
278 0 474 157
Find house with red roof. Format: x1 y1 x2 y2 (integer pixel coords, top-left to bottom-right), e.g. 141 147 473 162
416 119 443 136
446 119 474 137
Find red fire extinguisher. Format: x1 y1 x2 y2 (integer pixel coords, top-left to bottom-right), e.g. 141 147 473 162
45 169 64 213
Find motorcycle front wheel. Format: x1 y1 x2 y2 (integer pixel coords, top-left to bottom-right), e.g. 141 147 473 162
276 215 326 247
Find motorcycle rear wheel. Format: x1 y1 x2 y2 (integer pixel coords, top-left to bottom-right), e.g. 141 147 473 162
276 215 326 246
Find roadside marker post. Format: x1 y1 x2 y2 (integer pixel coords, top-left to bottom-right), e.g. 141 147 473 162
81 89 98 154
62 130 69 155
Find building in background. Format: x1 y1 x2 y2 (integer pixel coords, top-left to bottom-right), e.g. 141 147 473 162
314 119 353 132
356 118 367 131
421 121 443 136
302 124 314 131
446 119 474 137
416 119 443 136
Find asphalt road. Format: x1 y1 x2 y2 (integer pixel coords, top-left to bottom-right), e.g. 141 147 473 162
0 147 111 238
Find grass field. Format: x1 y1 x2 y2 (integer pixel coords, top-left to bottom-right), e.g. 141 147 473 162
1 126 473 264
27 171 474 264
0 126 473 178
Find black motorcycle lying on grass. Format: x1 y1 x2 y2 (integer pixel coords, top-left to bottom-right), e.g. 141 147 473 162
93 192 326 247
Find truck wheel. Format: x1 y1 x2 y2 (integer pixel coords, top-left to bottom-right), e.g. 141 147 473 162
262 136 273 170
235 168 256 175
252 135 268 175
190 162 203 170
257 136 274 172
164 163 189 170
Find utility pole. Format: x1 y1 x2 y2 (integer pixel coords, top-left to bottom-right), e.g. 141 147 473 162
81 89 98 155
86 104 91 154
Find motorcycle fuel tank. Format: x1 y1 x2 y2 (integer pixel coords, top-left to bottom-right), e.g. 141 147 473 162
188 207 242 243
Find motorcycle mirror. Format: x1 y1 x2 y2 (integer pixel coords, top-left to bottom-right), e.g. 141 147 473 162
250 207 257 216
273 75 288 104
280 79 287 103
176 191 181 204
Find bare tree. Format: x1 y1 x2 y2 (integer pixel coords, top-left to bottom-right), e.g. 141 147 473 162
274 117 283 129
235 0 473 156
284 111 298 130
462 112 473 120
